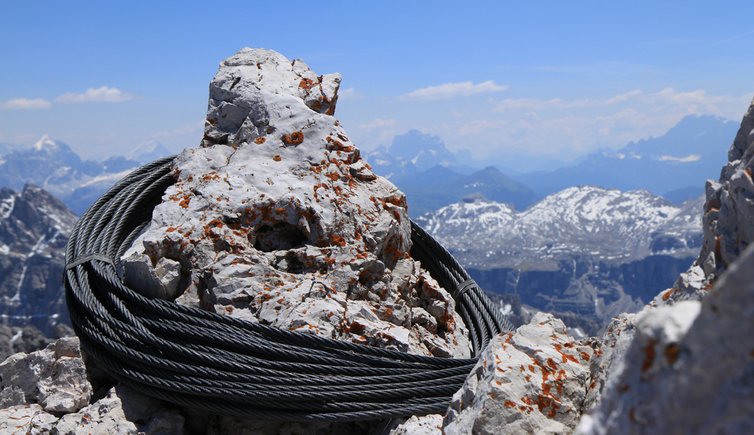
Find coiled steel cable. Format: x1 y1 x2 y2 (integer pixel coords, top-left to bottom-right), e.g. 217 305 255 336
64 156 512 422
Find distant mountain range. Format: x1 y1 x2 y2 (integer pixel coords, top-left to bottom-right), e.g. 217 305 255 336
416 187 703 334
365 115 736 216
0 135 173 215
514 115 738 201
0 115 731 338
366 130 535 215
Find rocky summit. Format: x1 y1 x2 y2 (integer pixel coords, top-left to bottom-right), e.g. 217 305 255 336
1 48 753 435
121 47 469 359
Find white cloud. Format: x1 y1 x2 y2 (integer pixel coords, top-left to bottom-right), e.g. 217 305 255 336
604 89 643 105
2 98 52 110
358 118 396 130
494 88 742 116
658 154 701 162
403 80 508 100
56 86 134 103
435 87 753 161
150 119 204 141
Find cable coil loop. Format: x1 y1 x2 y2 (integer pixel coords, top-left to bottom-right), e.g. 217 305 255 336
64 156 511 422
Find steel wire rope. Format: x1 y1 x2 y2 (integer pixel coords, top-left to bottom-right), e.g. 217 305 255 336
64 156 512 422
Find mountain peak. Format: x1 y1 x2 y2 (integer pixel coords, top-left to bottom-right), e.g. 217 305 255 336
32 134 62 152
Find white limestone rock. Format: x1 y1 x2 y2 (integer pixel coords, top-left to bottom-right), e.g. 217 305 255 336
0 404 58 435
122 47 470 358
443 313 596 435
389 414 443 435
0 338 185 434
577 244 754 434
0 336 91 414
55 386 185 435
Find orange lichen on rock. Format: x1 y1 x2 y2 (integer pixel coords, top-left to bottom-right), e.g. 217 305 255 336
282 131 304 145
664 343 680 365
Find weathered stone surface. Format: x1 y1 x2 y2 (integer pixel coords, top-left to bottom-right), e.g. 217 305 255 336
663 98 754 303
443 313 595 434
0 404 58 435
389 414 443 435
0 336 91 414
122 47 470 359
55 386 185 435
580 312 636 409
577 244 754 434
0 339 185 434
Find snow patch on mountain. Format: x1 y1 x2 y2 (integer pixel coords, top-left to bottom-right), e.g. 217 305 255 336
418 186 701 269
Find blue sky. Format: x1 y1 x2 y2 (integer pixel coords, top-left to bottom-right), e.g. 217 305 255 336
2 1 754 166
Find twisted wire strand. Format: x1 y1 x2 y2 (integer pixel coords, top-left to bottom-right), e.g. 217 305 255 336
64 156 511 422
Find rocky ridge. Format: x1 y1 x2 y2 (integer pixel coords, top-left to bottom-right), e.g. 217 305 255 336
0 184 76 339
1 50 752 435
418 186 701 268
0 135 173 215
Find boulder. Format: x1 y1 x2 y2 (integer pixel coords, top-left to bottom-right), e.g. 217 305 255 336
0 336 91 414
442 313 597 434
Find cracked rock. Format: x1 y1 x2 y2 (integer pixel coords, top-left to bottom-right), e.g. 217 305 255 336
0 336 91 414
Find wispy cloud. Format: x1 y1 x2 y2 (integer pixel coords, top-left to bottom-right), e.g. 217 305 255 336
658 154 701 163
1 98 52 110
403 80 507 101
56 86 134 103
358 118 396 130
150 119 204 140
434 87 753 161
494 88 744 117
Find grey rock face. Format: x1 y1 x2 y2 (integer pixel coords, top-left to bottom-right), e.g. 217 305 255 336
388 414 444 435
667 98 754 303
0 336 185 435
577 244 754 434
0 404 59 435
0 336 91 414
122 48 470 358
574 98 754 433
0 184 76 336
54 386 185 435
